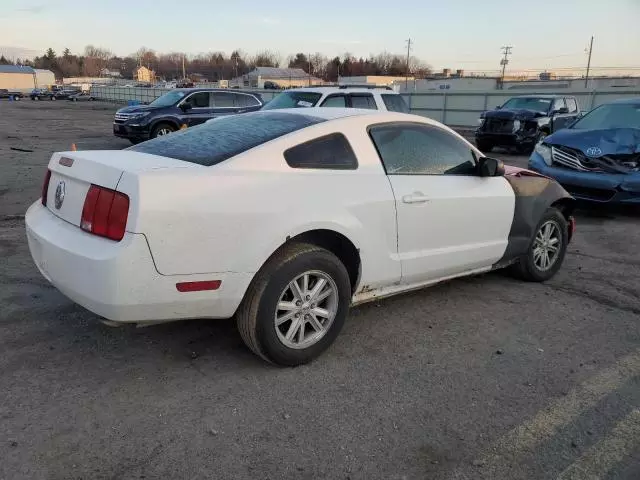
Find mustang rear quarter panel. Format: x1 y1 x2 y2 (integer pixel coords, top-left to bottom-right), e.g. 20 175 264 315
120 117 402 292
498 175 573 264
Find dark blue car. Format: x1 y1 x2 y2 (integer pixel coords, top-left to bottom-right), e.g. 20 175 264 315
113 88 263 144
528 98 640 204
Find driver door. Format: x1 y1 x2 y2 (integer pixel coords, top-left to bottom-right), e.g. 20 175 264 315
179 91 214 127
368 123 515 284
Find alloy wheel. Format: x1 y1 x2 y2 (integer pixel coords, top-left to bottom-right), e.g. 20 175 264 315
274 270 339 349
533 220 561 271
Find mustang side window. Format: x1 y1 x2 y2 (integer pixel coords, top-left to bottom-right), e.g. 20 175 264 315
369 124 476 175
284 133 358 170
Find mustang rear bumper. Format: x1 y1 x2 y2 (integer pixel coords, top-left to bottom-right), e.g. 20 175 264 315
25 202 251 323
528 153 640 204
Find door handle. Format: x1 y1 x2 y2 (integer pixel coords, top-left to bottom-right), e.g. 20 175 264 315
402 192 430 204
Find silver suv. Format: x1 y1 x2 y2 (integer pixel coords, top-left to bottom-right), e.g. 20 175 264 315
262 86 409 113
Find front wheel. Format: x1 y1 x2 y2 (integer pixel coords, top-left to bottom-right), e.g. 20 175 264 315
512 207 568 282
151 123 175 138
237 243 352 366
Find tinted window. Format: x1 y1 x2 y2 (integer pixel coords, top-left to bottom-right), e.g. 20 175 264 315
552 98 566 112
350 94 377 110
262 91 322 110
235 94 260 107
369 124 475 175
321 95 347 108
284 133 358 170
211 92 234 107
566 98 578 113
185 92 210 108
571 103 640 130
129 112 325 166
381 94 409 113
149 90 187 107
501 97 552 114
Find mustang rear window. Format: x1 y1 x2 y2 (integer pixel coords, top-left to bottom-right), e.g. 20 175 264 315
128 112 325 166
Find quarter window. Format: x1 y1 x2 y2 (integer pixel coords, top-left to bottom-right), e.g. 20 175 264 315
235 94 260 107
349 94 377 110
284 133 358 170
369 124 475 175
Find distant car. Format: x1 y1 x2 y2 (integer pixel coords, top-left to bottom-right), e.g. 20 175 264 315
528 97 640 205
30 89 54 100
113 88 264 144
263 81 281 90
68 91 95 102
262 86 409 113
475 95 581 153
27 108 575 366
0 88 24 100
51 89 80 100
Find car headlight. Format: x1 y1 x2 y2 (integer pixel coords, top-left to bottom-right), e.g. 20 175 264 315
131 112 150 120
534 143 552 166
477 117 485 126
512 119 521 132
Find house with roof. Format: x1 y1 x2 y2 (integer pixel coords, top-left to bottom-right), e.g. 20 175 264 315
232 67 324 88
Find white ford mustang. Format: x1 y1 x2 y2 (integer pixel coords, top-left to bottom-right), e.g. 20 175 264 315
26 108 575 365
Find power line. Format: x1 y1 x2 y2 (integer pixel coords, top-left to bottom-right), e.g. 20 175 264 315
499 46 512 89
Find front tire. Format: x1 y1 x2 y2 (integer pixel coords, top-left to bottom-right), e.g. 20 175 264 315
237 243 351 366
512 207 568 282
151 123 175 138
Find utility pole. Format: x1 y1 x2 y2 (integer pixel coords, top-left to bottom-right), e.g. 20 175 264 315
499 45 512 89
584 36 594 88
405 38 412 89
308 53 311 86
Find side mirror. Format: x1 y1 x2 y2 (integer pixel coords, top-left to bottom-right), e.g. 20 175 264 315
180 102 192 111
478 157 505 177
495 105 502 110
553 107 569 115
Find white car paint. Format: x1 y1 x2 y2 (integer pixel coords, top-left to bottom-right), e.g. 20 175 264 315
263 86 407 112
26 108 515 324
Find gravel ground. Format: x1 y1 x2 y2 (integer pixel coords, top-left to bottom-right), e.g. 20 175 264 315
1 100 639 480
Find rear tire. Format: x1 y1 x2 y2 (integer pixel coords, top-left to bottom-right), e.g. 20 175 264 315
476 140 493 153
151 123 175 138
237 242 351 366
511 207 568 282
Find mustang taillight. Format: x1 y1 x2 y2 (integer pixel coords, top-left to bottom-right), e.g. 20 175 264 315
41 169 52 206
80 185 129 241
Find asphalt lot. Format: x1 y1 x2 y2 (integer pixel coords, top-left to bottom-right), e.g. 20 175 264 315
1 100 639 480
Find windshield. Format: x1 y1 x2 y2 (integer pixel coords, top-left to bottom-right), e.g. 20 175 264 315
128 111 325 166
149 90 187 107
262 91 323 110
571 103 640 130
501 97 552 114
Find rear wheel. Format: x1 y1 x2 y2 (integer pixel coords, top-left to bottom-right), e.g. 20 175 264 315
237 243 351 366
476 140 493 153
512 207 568 282
51 96 56 101
151 123 175 138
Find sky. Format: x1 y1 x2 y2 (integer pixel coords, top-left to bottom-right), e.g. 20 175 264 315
1 0 639 75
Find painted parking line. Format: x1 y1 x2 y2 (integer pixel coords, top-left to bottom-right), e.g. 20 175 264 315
451 350 640 479
556 409 640 480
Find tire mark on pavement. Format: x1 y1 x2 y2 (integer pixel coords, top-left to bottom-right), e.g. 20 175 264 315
547 284 640 316
556 409 640 480
450 350 640 479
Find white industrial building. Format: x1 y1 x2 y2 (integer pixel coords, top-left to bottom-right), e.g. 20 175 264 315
0 65 56 91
